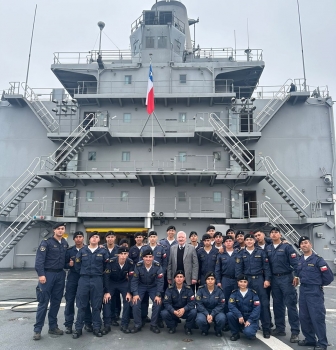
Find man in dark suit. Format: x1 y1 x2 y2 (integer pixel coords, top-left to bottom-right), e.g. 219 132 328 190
167 231 199 287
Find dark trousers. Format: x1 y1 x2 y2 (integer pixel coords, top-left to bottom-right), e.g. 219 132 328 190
299 284 327 349
227 312 258 338
221 276 237 314
34 270 65 332
161 308 197 329
195 312 226 333
75 275 103 331
64 272 92 327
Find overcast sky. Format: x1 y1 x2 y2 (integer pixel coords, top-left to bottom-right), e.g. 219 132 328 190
1 0 335 99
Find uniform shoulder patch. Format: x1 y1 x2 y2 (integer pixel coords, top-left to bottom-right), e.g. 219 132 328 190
168 285 173 289
128 259 134 264
236 258 240 263
75 258 80 262
251 289 257 294
136 261 142 267
185 285 191 289
155 261 160 266
40 246 46 251
164 295 169 300
231 289 237 293
229 297 235 303
198 285 204 289
196 295 201 300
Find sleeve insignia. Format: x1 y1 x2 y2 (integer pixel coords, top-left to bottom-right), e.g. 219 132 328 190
104 269 111 273
254 300 260 306
75 258 80 262
221 298 225 303
129 271 134 275
236 258 240 263
291 253 297 258
163 253 167 258
320 266 328 271
229 298 235 303
158 273 163 278
190 295 195 300
164 295 169 300
40 246 46 251
196 295 201 300
133 273 137 277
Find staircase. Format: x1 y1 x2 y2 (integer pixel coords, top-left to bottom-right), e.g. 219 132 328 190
254 79 292 131
0 200 41 262
209 113 253 171
22 83 59 132
262 156 310 218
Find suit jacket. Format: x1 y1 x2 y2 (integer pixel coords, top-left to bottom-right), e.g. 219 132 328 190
167 243 199 285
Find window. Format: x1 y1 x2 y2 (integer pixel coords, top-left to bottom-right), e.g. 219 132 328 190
213 192 222 203
213 151 221 160
125 75 132 84
174 39 181 53
179 74 187 84
158 36 167 48
178 152 187 162
88 151 96 161
179 112 187 123
122 151 130 162
123 113 131 123
121 191 129 202
86 191 94 202
133 39 139 55
178 191 187 202
146 36 155 48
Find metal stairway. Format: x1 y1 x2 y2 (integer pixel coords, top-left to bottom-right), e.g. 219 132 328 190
262 156 310 218
209 113 253 171
0 200 41 262
22 83 59 132
254 79 292 131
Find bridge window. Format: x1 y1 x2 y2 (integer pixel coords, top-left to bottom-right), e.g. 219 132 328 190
213 192 222 202
178 191 187 202
179 112 187 123
86 191 94 202
88 151 96 161
121 191 129 202
122 151 130 162
174 39 181 54
158 36 167 48
146 36 155 48
125 75 132 85
179 74 187 84
123 113 131 123
178 152 187 162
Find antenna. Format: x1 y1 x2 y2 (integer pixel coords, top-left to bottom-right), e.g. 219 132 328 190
247 18 250 49
296 0 307 91
234 30 237 60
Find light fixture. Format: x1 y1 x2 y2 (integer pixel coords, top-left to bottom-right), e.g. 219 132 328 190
231 97 236 103
62 99 68 105
251 106 257 111
250 97 256 102
61 107 67 113
231 106 236 111
71 107 77 113
52 108 58 113
151 212 156 217
159 212 164 217
52 99 58 104
71 98 77 104
241 97 246 103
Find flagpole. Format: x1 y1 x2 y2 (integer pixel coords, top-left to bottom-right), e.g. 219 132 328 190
151 112 154 166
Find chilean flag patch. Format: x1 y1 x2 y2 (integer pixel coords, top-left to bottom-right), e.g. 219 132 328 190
320 266 328 272
291 253 296 258
221 299 225 303
158 273 163 278
129 271 134 276
163 254 167 258
190 295 195 300
254 301 260 306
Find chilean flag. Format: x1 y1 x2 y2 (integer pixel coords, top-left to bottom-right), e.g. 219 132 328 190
146 64 154 115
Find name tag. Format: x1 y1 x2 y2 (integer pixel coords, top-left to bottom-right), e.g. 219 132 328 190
308 264 314 266
97 254 102 257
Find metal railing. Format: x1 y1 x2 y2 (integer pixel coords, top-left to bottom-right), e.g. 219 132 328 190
189 48 263 62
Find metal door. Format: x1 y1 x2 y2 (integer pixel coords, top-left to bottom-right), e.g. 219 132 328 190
64 190 77 217
231 190 243 219
66 154 78 171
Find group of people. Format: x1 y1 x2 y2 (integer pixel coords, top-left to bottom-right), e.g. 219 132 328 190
33 223 333 350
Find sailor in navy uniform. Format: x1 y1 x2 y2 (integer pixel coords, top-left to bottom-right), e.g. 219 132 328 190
129 231 145 263
72 231 109 339
297 236 334 350
63 231 92 334
227 274 260 341
33 222 68 340
197 234 218 285
130 247 164 334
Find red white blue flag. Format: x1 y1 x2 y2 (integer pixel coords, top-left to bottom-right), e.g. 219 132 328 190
146 64 154 115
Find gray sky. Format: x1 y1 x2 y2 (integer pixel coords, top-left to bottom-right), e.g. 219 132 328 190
1 0 335 99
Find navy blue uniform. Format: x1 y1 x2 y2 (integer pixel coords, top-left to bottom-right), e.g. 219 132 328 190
140 244 167 274
197 246 218 285
159 238 178 290
297 253 334 349
215 250 239 313
161 283 197 329
34 237 68 333
131 260 164 328
195 285 226 333
266 243 300 335
227 288 260 339
64 245 91 328
103 257 134 328
74 246 109 331
129 244 144 264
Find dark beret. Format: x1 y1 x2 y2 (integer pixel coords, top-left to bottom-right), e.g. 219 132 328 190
236 274 248 282
205 271 215 280
206 225 216 232
236 230 245 237
119 239 128 245
73 231 84 239
189 231 198 238
214 231 222 238
298 236 310 246
118 246 129 254
270 227 280 233
88 231 100 240
148 231 157 236
223 235 234 242
134 232 144 238
141 247 153 257
244 233 255 240
202 234 211 241
174 270 185 278
53 222 66 230
226 228 235 235
105 231 116 238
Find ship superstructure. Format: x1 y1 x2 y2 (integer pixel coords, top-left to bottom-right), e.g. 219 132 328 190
0 0 335 270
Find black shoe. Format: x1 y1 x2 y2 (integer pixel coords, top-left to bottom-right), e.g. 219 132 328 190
184 328 192 335
145 316 151 323
216 331 222 337
120 326 130 334
230 334 240 341
263 332 270 339
150 326 160 334
158 320 164 328
201 331 208 336
222 324 230 332
72 330 82 339
298 340 317 347
270 322 274 328
48 327 64 335
84 324 93 332
112 320 120 327
102 325 111 335
168 327 176 334
314 346 326 350
65 327 72 334
272 328 286 336
93 329 103 337
249 336 257 340
290 333 299 343
130 326 141 334
33 332 41 341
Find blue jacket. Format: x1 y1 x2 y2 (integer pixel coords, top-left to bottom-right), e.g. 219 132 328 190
235 247 271 281
140 244 168 273
131 260 164 296
228 288 260 323
196 285 225 317
266 242 299 276
215 249 240 281
197 246 218 281
297 252 334 286
159 238 178 264
104 256 134 292
103 243 119 259
163 283 196 312
35 237 68 276
129 244 143 264
74 246 109 276
65 245 84 275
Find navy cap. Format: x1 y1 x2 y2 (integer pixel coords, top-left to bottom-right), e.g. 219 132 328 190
202 233 211 241
236 230 245 237
73 231 84 239
205 271 215 280
88 231 100 240
244 233 255 240
134 232 144 238
118 246 129 254
206 225 216 232
53 222 66 230
141 247 153 257
148 231 157 236
214 231 223 238
223 235 234 242
189 231 198 238
237 274 248 282
298 236 310 246
270 227 280 233
167 225 176 231
174 270 185 278
105 231 116 238
119 239 128 245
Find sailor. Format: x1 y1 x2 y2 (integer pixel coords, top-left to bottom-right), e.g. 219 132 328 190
189 231 201 251
72 231 109 339
235 230 245 250
161 270 197 335
130 247 164 334
103 246 134 334
235 233 272 338
227 274 261 341
266 227 300 342
129 232 145 263
213 231 224 250
226 229 240 250
297 236 334 350
33 222 68 341
119 238 129 248
197 234 218 285
289 82 297 92
64 231 92 334
195 271 226 337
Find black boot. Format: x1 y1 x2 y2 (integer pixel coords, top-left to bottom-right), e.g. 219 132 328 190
72 329 82 339
93 329 103 337
65 327 72 334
